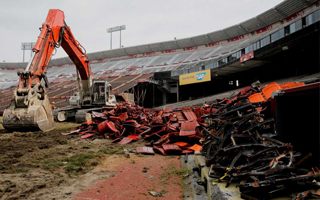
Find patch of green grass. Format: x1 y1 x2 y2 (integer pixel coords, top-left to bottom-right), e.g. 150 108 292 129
160 165 191 183
98 145 124 155
160 165 191 194
41 159 65 170
170 167 191 177
54 122 79 132
39 144 125 175
41 151 101 174
12 167 29 173
64 153 97 174
0 116 3 130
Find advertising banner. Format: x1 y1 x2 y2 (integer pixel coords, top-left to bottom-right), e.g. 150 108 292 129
179 69 211 85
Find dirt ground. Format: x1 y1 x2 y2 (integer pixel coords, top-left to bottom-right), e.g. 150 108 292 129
0 118 185 200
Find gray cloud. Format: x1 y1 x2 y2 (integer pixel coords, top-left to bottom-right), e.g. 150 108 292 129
0 0 282 62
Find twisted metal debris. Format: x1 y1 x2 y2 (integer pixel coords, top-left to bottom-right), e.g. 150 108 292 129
200 82 319 199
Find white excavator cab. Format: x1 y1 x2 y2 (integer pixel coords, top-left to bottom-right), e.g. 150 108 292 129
91 80 116 107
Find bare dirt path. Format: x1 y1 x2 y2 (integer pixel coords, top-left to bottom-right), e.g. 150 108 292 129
74 155 183 200
0 119 184 200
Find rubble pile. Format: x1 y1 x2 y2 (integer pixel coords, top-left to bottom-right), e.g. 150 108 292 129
71 81 319 199
73 103 204 155
201 82 320 199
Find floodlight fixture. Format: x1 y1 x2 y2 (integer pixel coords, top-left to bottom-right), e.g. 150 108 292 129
21 42 35 62
107 25 126 49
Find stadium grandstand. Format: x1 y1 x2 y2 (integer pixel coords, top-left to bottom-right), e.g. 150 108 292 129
0 0 319 112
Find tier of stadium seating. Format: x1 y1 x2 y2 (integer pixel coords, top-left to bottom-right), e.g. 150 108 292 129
0 0 318 113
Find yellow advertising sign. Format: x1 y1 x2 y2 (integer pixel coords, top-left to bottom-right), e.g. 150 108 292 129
179 69 211 86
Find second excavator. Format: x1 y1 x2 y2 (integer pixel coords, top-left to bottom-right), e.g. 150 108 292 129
2 9 115 132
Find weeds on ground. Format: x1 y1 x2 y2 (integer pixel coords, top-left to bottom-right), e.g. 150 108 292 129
0 117 4 131
158 164 190 197
54 122 79 132
98 145 124 155
160 165 191 184
41 144 124 175
64 152 98 174
41 159 65 170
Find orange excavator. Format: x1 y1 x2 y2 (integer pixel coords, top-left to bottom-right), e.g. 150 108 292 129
3 9 115 132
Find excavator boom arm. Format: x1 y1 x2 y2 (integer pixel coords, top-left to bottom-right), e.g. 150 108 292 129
3 9 92 132
27 9 91 87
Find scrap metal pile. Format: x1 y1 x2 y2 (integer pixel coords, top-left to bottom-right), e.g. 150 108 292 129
72 81 319 199
201 82 320 199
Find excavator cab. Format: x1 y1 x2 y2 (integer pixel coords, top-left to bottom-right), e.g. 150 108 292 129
69 80 115 107
69 92 81 107
92 81 116 107
92 81 107 105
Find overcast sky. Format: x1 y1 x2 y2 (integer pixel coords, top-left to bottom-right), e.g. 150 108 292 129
0 0 282 62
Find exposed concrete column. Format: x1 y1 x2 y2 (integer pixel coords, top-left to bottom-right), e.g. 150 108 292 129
162 91 167 105
176 82 179 102
152 84 155 107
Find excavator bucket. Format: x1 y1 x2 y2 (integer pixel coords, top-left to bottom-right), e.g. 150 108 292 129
2 94 54 132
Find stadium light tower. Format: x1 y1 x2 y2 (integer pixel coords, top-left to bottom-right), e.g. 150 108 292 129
107 25 126 49
21 42 35 62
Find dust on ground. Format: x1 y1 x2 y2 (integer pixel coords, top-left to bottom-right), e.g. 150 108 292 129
0 117 185 200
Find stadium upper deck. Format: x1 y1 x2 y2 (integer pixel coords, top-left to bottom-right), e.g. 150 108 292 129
0 0 319 110
1 0 319 83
